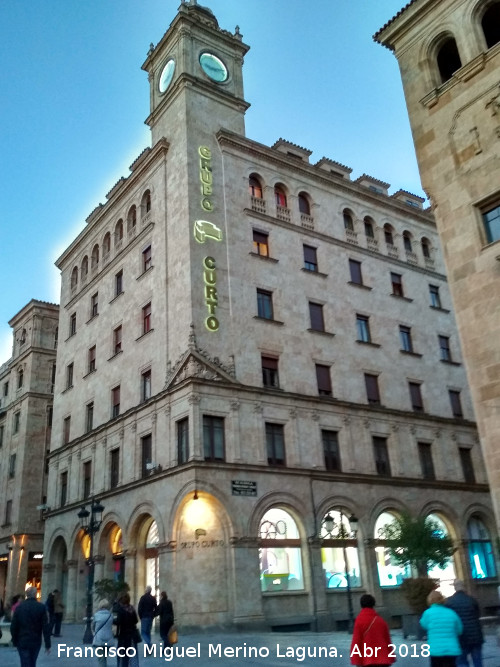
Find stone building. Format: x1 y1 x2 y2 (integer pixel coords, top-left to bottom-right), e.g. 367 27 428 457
375 1 500 538
0 300 59 605
42 1 498 630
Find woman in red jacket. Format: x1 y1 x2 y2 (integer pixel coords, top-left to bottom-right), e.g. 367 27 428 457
351 594 396 667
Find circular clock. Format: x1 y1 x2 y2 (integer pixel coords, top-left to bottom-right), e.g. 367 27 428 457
199 52 228 83
158 58 175 94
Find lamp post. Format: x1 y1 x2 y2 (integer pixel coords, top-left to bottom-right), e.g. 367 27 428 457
77 498 104 644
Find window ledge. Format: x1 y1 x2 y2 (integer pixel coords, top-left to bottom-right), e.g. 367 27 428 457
136 266 154 281
391 294 413 303
64 332 77 342
86 314 99 324
82 369 97 380
249 252 279 263
440 359 461 366
110 291 124 305
307 328 335 338
253 316 284 326
430 305 450 314
356 340 381 348
400 350 423 358
108 350 123 362
301 268 328 278
61 386 74 395
136 328 155 342
348 281 372 290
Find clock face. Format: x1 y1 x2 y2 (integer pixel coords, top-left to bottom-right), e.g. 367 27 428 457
159 59 175 94
199 52 228 83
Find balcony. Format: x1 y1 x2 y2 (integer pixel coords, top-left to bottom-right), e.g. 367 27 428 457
276 205 291 223
345 228 358 245
300 213 314 230
250 196 266 215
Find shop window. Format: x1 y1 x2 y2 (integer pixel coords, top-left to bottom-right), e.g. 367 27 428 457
437 37 462 83
259 507 304 592
320 509 361 589
481 3 500 49
467 516 496 578
426 514 456 593
374 512 411 586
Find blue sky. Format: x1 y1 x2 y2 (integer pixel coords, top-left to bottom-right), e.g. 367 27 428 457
0 0 420 364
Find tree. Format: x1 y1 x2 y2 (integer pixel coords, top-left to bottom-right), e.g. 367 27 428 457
94 579 129 604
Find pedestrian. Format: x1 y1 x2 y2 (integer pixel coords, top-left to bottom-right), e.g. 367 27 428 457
446 580 484 667
350 594 396 667
114 593 140 667
137 585 157 648
157 591 174 646
92 599 115 667
52 589 64 636
45 591 55 635
11 594 22 617
10 586 51 667
420 590 463 667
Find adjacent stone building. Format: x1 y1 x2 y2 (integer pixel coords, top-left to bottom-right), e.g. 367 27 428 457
41 1 498 630
0 300 59 604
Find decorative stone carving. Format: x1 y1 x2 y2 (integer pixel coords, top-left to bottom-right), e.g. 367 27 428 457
230 400 240 412
253 402 263 414
188 393 200 405
311 411 320 422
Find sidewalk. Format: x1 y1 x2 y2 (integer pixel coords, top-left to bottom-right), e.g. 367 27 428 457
1 623 498 667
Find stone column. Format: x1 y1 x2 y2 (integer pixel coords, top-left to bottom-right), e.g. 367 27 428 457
157 541 177 592
123 549 137 602
94 555 105 584
188 394 202 460
253 403 266 464
308 537 330 631
287 408 300 467
341 415 355 471
229 537 265 629
42 563 56 601
391 423 405 476
229 400 241 462
65 560 78 622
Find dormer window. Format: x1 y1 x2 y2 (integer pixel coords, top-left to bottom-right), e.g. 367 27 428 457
436 37 462 83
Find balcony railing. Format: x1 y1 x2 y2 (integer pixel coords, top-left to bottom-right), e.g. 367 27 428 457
251 196 266 215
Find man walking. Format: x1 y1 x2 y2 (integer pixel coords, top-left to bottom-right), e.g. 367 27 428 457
446 579 484 667
10 587 51 667
138 585 157 648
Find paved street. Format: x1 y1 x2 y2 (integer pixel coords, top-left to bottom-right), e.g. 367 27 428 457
1 624 499 667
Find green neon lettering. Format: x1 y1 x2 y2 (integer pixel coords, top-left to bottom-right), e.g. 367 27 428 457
206 316 219 331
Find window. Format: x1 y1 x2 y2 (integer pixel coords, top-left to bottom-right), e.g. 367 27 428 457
103 232 111 256
66 363 74 389
177 418 189 464
429 284 442 308
5 500 12 525
3 382 8 397
0 425 3 447
274 185 287 208
86 402 94 432
141 189 151 216
266 422 285 465
8 453 16 478
482 202 500 244
365 374 381 405
81 256 89 278
142 302 152 334
356 315 371 343
437 37 462 83
373 436 391 476
259 507 303 592
459 447 475 483
91 244 99 269
403 231 412 253
409 382 424 412
418 442 435 480
141 434 152 478
399 326 413 353
320 509 361 589
349 259 363 285
303 245 318 272
449 390 463 418
71 266 78 289
391 272 404 297
298 192 310 215
51 363 56 392
316 364 332 396
384 224 394 246
70 312 77 336
343 210 354 231
17 368 23 389
203 415 225 461
113 325 122 355
467 516 496 579
88 345 96 373
128 205 137 232
426 514 457 585
253 230 269 257
364 217 374 238
309 302 325 332
110 448 120 489
322 430 341 471
112 386 120 418
142 245 152 272
421 237 431 258
60 471 68 506
262 356 279 388
47 406 53 428
374 512 411 586
482 4 500 49
114 219 124 245
63 416 71 444
249 175 263 199
83 460 92 499
141 369 152 402
256 289 274 320
13 411 20 433
439 335 452 362
91 293 98 318
115 270 123 296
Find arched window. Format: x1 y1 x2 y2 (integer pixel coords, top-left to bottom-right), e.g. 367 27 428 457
141 190 152 217
259 507 304 592
103 232 111 256
467 516 496 578
127 205 137 233
364 217 375 239
145 520 160 595
114 219 124 245
91 244 99 269
71 267 78 289
403 231 413 253
384 224 394 246
274 185 287 208
482 3 500 49
426 514 456 593
320 509 361 589
18 368 24 388
343 210 354 231
437 37 462 83
81 256 89 278
249 175 263 199
374 511 411 586
298 192 311 216
421 237 431 258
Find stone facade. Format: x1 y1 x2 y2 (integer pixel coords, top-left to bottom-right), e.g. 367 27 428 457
42 1 498 631
0 300 58 605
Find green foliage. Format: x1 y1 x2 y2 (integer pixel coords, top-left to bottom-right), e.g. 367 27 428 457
400 577 438 614
94 579 129 603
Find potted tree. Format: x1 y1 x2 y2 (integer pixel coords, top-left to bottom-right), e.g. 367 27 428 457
94 578 130 611
381 513 455 638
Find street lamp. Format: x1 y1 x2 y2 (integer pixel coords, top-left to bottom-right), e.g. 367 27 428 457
77 498 104 644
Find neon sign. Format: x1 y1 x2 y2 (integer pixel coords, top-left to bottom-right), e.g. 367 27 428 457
199 146 214 212
203 256 218 331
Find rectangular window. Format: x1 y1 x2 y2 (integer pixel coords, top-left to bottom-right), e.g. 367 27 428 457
0 425 4 447
112 386 120 418
13 411 20 433
3 382 8 397
253 230 269 257
459 447 475 484
5 500 12 525
63 416 71 444
322 430 341 471
142 245 152 272
418 442 436 480
91 293 98 318
256 289 274 320
303 245 318 272
8 453 16 478
60 471 68 506
266 422 285 466
47 406 53 428
316 364 332 396
429 285 441 308
66 363 74 389
364 374 381 405
86 401 94 432
110 448 120 489
309 302 325 331
409 382 424 412
83 461 92 499
349 259 363 285
141 434 152 478
399 326 413 353
115 270 123 296
262 355 279 388
373 436 391 476
482 202 500 244
141 369 152 402
177 418 189 464
391 272 404 297
51 363 56 391
88 345 96 373
69 313 77 336
356 315 371 343
113 325 122 355
142 302 152 334
449 390 463 418
439 335 452 362
203 416 225 462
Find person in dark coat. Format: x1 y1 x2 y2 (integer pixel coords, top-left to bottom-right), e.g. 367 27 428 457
350 594 396 667
45 591 55 635
137 586 157 648
446 580 484 667
114 593 140 667
157 591 174 646
10 587 51 667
